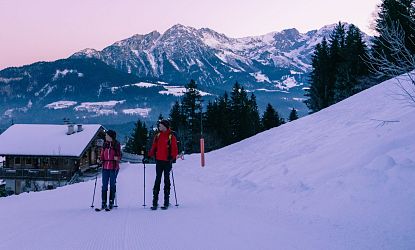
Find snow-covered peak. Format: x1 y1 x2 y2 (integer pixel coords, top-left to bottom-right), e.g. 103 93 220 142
113 34 145 47
314 22 350 38
199 28 237 51
170 23 188 29
256 31 278 44
71 48 100 58
318 23 340 31
277 28 301 38
301 22 371 52
199 27 230 41
163 23 198 37
157 24 206 51
111 31 161 49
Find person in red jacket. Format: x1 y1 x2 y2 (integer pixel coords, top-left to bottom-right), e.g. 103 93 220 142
99 129 121 210
148 119 178 210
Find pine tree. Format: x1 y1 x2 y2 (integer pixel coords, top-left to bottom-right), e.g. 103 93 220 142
289 108 299 122
216 92 233 146
169 101 186 153
181 79 202 153
169 101 182 132
248 93 262 135
124 119 149 155
371 0 415 71
204 100 223 151
230 82 252 142
305 38 332 113
261 103 283 130
329 22 347 66
328 22 347 104
334 24 369 102
366 0 415 103
306 23 370 111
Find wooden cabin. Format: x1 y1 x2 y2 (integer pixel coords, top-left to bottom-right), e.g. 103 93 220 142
0 124 106 180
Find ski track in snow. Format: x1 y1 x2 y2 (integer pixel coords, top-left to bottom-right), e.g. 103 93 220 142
1 161 413 250
0 164 364 250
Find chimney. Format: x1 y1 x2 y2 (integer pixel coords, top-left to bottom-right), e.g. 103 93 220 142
67 124 74 135
77 124 83 132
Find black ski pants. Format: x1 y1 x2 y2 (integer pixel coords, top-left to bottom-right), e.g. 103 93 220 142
153 160 172 194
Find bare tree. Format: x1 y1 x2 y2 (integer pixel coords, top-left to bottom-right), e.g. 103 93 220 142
366 19 415 104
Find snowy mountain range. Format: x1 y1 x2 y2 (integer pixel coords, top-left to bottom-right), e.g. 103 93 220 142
0 73 413 249
0 23 369 126
71 23 349 88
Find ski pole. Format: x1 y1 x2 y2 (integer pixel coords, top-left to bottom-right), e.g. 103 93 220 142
114 169 119 208
91 174 98 208
142 158 146 207
171 167 179 207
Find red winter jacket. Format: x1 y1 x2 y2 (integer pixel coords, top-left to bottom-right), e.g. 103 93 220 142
100 141 121 170
148 129 178 162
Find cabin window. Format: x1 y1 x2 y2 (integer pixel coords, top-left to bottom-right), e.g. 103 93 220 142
57 158 64 168
25 158 32 166
33 158 40 168
14 157 21 165
51 158 58 168
42 158 49 168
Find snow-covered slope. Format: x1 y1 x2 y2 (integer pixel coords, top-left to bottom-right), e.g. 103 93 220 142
1 75 414 249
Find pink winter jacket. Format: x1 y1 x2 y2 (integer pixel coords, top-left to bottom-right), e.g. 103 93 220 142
100 141 121 170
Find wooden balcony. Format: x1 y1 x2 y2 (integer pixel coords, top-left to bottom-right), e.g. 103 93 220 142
0 168 72 180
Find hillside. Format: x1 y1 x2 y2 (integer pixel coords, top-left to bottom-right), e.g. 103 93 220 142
0 74 414 249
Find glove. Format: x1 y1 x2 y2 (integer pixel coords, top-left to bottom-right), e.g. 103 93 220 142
169 158 176 164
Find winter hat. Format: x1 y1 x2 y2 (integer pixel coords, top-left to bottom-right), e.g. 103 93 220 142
106 129 117 140
159 119 170 129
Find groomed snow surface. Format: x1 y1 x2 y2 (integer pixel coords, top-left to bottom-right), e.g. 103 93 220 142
1 75 415 249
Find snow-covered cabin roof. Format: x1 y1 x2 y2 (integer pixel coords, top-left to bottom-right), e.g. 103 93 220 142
0 124 103 157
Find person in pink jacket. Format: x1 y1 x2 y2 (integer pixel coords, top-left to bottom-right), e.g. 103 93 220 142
99 130 121 210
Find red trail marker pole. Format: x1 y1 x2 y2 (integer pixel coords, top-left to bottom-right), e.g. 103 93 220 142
200 138 205 167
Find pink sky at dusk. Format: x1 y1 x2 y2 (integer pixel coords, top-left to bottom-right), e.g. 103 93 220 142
0 0 381 70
